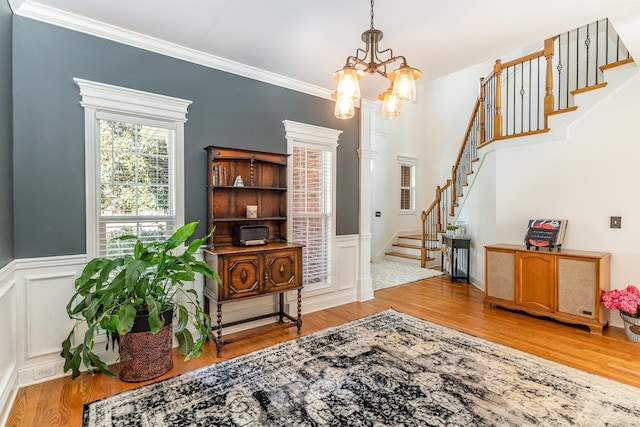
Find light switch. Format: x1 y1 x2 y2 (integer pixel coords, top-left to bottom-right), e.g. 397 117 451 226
610 216 621 228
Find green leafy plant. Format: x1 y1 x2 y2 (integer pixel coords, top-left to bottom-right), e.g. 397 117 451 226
446 224 458 231
61 221 221 379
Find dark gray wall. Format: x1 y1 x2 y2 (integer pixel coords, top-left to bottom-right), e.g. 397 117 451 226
12 17 359 258
0 0 13 268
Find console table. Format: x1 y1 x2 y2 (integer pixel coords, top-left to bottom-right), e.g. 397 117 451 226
484 244 610 334
441 235 471 283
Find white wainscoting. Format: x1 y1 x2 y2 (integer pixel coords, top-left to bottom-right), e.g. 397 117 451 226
0 233 367 421
0 261 18 427
13 255 87 387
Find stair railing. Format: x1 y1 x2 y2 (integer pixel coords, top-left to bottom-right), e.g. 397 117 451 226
420 17 633 268
420 180 451 267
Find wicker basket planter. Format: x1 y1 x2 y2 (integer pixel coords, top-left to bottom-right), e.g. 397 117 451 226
118 308 174 382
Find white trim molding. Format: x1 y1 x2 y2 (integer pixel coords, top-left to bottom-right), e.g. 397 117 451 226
15 2 333 100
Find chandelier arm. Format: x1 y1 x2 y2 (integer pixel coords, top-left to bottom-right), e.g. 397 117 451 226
353 48 370 63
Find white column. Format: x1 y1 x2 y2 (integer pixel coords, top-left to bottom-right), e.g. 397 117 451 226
357 100 377 301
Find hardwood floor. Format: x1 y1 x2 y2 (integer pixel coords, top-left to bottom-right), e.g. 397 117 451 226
6 275 640 426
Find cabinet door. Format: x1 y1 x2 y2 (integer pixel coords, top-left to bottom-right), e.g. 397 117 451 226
264 249 301 292
557 257 597 319
486 249 515 301
516 252 555 312
220 253 263 300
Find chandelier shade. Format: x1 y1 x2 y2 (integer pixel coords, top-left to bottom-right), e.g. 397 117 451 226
332 92 356 119
389 66 421 102
333 66 364 102
378 87 401 119
333 0 421 119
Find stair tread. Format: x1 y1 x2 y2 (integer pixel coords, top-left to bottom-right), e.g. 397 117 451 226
392 243 421 249
398 234 422 240
385 251 435 262
392 242 442 251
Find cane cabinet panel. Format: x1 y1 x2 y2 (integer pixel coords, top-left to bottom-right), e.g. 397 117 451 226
484 244 610 334
485 249 515 301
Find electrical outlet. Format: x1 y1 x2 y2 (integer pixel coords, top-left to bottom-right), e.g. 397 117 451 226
610 216 622 229
33 364 56 380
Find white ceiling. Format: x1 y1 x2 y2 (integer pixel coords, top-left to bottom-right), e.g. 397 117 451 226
11 0 635 99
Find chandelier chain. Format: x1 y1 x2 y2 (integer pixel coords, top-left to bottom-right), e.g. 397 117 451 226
370 0 375 29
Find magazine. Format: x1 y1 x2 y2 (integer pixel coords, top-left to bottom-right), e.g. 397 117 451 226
524 219 568 248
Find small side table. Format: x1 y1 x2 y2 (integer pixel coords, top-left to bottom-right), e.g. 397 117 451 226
441 235 471 283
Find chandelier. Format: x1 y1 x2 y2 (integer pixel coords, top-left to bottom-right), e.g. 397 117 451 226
333 0 421 119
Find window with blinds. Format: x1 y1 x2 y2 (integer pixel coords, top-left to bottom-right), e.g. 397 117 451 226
400 163 416 213
99 119 176 257
292 146 332 286
75 78 190 259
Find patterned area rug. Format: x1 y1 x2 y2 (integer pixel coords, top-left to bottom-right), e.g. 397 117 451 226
84 309 640 426
371 260 443 290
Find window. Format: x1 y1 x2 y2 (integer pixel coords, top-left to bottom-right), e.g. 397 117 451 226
292 145 332 286
283 120 341 291
98 118 175 256
75 78 192 258
398 156 418 214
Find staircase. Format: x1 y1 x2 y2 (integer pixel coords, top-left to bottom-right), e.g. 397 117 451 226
385 233 436 265
384 18 634 269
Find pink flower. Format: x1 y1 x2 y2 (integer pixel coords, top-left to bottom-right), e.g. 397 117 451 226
602 285 640 318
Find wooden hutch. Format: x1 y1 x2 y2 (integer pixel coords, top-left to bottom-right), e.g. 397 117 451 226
203 146 303 354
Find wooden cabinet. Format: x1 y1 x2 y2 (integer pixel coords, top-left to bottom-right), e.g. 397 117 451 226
203 146 303 354
484 244 610 334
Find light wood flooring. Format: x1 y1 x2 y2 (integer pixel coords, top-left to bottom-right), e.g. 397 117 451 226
6 275 640 426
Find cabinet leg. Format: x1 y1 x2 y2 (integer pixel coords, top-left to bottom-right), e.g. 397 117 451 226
296 288 302 332
587 324 605 335
279 293 285 322
216 303 223 356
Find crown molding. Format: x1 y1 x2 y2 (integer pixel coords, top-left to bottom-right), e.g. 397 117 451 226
13 1 334 100
7 0 23 13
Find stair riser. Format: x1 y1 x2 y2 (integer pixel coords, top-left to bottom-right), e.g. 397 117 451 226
390 246 421 257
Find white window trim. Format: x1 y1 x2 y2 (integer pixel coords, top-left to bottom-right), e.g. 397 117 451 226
283 120 341 293
397 155 419 215
74 78 192 258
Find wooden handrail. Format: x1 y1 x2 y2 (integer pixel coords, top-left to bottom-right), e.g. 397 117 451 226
453 100 481 172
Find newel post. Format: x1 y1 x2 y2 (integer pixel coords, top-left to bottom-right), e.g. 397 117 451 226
544 37 556 127
479 77 486 146
420 210 427 268
450 167 457 216
493 60 503 138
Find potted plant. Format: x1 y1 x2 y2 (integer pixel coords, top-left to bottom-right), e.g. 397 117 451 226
61 221 221 381
601 285 640 342
445 224 458 237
